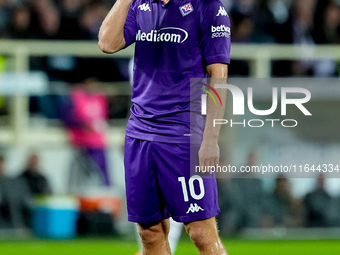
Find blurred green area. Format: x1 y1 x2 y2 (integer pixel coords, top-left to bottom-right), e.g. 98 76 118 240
1 239 340 255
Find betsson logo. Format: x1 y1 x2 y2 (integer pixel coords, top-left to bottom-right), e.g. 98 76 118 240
211 24 230 32
211 24 231 38
136 27 188 43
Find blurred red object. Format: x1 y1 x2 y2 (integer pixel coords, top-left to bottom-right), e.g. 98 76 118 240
78 196 122 218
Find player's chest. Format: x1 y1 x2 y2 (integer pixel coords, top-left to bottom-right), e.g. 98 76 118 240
135 1 200 42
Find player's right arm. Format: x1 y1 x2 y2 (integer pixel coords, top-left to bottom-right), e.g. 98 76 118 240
98 0 134 54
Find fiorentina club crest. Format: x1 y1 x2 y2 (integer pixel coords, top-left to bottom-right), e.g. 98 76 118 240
179 2 194 16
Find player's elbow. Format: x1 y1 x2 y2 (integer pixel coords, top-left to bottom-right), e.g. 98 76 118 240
97 41 118 54
98 38 124 54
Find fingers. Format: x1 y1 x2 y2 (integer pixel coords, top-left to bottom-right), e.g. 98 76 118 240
198 144 220 174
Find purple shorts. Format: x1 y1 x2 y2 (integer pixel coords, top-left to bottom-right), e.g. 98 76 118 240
124 136 220 223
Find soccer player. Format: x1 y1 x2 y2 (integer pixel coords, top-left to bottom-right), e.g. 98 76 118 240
98 0 230 254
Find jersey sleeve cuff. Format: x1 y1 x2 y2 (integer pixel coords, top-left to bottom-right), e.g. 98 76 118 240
204 54 230 66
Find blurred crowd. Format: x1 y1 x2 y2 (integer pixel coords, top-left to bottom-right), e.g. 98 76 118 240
0 0 115 40
225 0 340 44
0 0 128 84
217 154 340 235
0 152 118 236
224 0 340 76
0 154 51 229
0 0 338 43
219 174 340 234
0 0 339 78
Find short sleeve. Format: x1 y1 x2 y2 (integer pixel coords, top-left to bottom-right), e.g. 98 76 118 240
199 0 231 66
124 3 137 48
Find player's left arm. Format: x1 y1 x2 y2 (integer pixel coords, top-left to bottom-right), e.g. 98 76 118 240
198 64 228 168
198 0 230 168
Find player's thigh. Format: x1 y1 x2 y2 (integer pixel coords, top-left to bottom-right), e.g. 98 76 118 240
124 136 169 223
153 142 220 222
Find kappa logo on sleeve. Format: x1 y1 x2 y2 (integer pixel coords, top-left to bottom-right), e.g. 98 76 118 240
138 3 151 11
179 3 194 16
216 6 228 16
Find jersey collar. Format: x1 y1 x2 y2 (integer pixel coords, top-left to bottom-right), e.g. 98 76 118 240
152 0 171 5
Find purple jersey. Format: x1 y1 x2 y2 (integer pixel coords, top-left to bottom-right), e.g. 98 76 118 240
124 0 231 143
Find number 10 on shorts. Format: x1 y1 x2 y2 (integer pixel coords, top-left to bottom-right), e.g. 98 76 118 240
178 175 205 202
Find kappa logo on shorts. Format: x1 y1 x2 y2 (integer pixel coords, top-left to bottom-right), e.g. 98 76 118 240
186 203 204 214
138 3 151 11
179 3 194 16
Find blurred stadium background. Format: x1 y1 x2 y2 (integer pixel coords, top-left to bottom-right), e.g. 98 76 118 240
1 0 340 254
